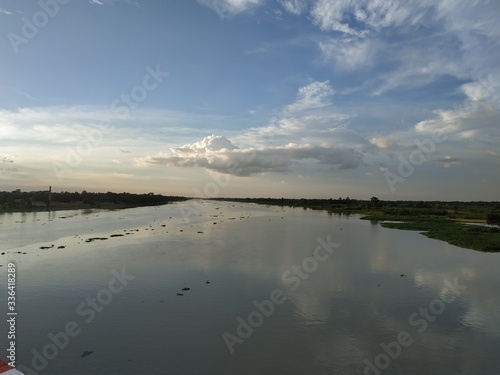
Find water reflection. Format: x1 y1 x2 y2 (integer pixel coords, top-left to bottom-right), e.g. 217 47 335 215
0 201 498 374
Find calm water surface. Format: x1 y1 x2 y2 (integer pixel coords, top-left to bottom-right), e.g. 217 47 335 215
0 201 499 374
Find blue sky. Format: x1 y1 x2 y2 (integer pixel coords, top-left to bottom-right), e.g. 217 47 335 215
1 0 499 200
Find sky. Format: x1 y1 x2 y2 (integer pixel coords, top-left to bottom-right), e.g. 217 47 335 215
0 0 499 200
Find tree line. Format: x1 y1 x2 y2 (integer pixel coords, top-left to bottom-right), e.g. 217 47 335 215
0 190 187 210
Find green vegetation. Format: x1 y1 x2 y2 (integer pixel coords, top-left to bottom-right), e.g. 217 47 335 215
0 189 187 212
378 219 500 252
212 197 500 252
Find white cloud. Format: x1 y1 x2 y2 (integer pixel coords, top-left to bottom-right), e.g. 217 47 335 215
137 135 363 176
369 135 400 150
197 0 264 18
310 0 425 35
172 134 238 153
279 0 308 15
285 81 334 113
319 37 376 71
0 7 13 15
309 0 500 98
415 80 500 142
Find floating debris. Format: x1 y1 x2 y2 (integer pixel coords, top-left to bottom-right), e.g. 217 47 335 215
81 350 94 359
182 287 190 291
177 293 184 296
110 234 124 237
85 237 108 243
57 246 66 249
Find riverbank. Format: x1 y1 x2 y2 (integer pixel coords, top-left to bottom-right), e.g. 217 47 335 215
0 202 174 214
360 215 500 252
0 190 188 214
211 198 500 252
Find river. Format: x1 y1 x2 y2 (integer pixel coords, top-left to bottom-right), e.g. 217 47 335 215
0 201 499 374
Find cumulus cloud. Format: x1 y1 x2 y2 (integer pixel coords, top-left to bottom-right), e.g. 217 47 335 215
137 135 363 176
197 0 264 18
285 81 334 113
173 134 238 153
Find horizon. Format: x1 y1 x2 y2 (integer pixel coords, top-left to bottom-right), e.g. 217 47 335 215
2 188 499 203
1 1 500 200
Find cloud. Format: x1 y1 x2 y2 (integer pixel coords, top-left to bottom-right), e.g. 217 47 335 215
89 0 104 5
1 155 15 163
319 37 376 71
435 156 460 168
309 0 500 97
487 150 500 163
414 80 500 141
197 0 264 18
137 135 363 176
173 134 238 153
0 7 13 15
369 135 400 150
285 81 334 113
310 0 428 35
279 0 308 15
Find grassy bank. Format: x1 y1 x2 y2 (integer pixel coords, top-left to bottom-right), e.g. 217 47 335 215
211 197 500 252
361 216 500 252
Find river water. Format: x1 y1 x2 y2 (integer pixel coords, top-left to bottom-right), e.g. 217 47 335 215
0 201 499 374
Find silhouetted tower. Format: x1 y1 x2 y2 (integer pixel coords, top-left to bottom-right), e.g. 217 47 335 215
48 186 52 206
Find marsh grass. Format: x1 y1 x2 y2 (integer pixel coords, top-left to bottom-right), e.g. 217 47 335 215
367 218 500 252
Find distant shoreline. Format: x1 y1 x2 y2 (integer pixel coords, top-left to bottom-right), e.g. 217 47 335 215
0 202 178 214
0 190 188 214
210 197 500 252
